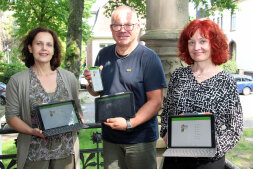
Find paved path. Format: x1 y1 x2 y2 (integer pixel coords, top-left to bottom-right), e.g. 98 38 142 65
239 94 253 128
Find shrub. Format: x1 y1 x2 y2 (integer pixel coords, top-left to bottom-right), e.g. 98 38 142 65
220 59 238 74
0 62 26 84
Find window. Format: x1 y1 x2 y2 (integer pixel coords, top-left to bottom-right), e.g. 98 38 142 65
229 41 236 60
234 78 241 82
220 16 223 29
99 43 113 48
242 78 253 82
231 13 236 31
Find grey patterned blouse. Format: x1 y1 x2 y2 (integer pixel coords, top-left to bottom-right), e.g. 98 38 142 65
160 66 243 159
27 68 74 161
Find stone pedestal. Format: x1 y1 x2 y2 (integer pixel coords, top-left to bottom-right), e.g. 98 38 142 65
141 0 189 167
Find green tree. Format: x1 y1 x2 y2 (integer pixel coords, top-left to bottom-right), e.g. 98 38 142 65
104 0 238 17
0 0 69 40
104 0 146 18
64 0 94 78
0 11 16 60
65 0 84 78
220 52 238 74
0 0 94 79
0 49 26 84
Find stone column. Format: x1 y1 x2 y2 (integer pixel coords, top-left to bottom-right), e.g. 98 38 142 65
141 0 189 84
140 1 189 168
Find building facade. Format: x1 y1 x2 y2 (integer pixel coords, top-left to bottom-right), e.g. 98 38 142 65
208 0 253 75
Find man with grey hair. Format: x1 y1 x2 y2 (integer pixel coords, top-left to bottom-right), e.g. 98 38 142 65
84 5 167 169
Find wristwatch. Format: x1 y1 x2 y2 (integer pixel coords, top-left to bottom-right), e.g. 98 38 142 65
126 118 133 132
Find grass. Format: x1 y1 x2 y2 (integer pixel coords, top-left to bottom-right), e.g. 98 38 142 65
78 128 104 168
1 139 17 168
226 127 253 169
1 128 103 169
2 128 253 169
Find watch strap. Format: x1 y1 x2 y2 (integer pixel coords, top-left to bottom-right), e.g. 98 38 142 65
126 119 133 132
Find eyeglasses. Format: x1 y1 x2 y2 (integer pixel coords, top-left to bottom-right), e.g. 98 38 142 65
111 24 137 32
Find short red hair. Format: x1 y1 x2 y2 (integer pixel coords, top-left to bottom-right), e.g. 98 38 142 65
178 19 229 65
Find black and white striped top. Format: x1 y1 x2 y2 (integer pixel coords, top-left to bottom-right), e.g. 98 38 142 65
160 66 243 159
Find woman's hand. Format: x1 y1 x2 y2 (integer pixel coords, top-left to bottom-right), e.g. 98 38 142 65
163 133 168 145
31 128 46 138
7 116 46 138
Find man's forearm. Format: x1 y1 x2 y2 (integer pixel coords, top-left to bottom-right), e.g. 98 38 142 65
130 89 163 128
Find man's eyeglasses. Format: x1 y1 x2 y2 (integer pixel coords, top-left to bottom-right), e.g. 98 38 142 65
111 24 137 32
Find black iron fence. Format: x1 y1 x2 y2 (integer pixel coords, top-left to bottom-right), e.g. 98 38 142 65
0 123 103 169
0 123 240 169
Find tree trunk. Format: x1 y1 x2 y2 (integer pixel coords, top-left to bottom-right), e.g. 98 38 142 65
65 0 84 78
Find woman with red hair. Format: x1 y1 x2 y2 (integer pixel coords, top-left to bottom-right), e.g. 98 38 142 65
160 19 243 169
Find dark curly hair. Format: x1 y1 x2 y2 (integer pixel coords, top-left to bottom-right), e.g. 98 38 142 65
178 19 229 65
20 26 62 70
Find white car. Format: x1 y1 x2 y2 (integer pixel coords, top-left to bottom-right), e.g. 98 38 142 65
79 73 88 89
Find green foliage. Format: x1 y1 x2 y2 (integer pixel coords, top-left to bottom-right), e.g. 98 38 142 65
82 0 95 43
0 62 26 84
104 0 238 18
0 0 94 44
1 140 17 168
104 0 146 19
78 129 104 168
220 59 238 74
0 0 95 77
226 128 253 169
78 129 103 149
65 40 81 78
0 51 4 60
242 128 253 137
189 0 239 17
0 0 69 41
0 49 26 84
0 10 17 60
220 50 238 74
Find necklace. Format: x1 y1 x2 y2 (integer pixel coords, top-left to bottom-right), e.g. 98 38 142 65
194 72 203 78
114 47 130 59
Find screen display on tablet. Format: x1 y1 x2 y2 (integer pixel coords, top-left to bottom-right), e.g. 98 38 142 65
95 92 135 122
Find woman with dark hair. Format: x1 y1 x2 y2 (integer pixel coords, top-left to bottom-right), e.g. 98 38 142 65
5 26 84 169
160 19 243 169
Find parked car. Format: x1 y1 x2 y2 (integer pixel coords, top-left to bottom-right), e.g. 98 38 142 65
0 82 6 105
79 72 88 89
232 74 253 95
